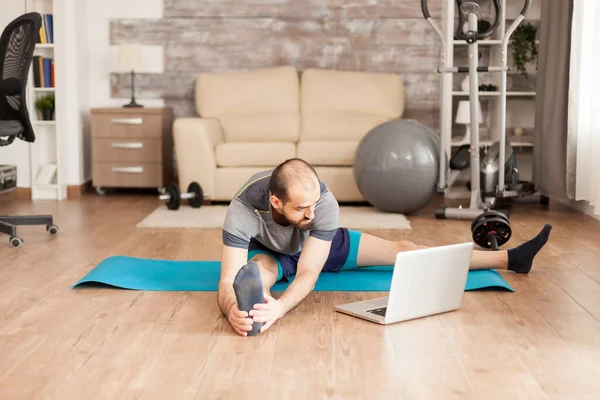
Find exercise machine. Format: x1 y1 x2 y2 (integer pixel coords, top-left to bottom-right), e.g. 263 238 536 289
421 0 546 221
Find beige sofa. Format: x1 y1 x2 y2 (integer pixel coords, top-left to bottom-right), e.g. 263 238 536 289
173 66 404 202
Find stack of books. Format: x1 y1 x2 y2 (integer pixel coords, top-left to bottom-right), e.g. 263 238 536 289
36 14 54 44
32 56 54 88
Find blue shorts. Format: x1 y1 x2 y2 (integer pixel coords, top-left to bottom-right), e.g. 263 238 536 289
247 228 362 282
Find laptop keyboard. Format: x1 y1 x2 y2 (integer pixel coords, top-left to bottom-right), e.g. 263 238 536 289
366 307 387 317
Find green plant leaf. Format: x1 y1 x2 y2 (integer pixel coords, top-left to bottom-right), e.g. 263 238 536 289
34 94 55 111
511 22 538 78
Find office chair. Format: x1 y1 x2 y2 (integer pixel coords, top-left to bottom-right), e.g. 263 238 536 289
0 12 59 248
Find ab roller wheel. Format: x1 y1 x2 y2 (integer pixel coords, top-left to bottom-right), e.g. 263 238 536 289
159 181 206 210
471 210 512 250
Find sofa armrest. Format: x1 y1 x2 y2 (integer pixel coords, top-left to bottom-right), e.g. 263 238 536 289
173 118 224 199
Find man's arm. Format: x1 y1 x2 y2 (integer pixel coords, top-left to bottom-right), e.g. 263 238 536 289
218 198 260 336
217 244 249 317
277 235 332 314
277 190 339 314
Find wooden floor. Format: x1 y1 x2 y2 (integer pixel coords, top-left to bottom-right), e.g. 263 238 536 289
1 192 600 399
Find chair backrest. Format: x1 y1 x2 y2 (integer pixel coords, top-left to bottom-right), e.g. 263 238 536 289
0 12 41 145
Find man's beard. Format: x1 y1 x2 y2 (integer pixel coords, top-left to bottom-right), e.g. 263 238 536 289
282 210 313 231
295 219 313 231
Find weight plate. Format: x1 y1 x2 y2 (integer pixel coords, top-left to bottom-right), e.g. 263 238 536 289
187 182 204 208
471 210 509 232
472 216 512 249
165 183 181 210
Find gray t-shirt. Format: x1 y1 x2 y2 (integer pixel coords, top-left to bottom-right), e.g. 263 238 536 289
222 169 340 255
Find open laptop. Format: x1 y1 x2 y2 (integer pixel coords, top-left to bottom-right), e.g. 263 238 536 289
335 242 473 324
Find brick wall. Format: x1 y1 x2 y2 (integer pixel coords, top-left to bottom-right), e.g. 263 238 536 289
109 0 443 128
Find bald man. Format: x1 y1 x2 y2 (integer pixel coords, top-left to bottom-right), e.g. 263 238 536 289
218 158 552 336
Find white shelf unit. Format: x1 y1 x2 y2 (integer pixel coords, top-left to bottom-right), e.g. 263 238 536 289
25 0 67 200
439 0 541 153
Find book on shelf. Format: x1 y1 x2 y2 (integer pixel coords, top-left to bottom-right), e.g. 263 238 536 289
32 56 55 88
36 14 54 44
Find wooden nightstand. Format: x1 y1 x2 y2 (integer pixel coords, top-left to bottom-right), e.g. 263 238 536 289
91 107 174 194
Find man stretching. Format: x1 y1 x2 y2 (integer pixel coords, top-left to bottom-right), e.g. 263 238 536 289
217 158 552 336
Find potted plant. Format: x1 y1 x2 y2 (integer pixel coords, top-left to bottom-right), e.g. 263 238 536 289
510 22 538 78
35 94 55 121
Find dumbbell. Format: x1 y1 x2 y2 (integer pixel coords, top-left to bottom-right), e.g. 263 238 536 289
471 209 512 250
159 181 205 210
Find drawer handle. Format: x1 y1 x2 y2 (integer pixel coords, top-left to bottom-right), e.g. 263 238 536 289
111 142 143 149
112 167 143 174
111 118 142 125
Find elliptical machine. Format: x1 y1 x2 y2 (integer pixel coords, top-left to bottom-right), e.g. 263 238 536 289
421 0 547 214
421 0 546 249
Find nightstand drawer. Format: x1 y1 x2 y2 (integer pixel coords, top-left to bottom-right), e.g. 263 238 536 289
91 113 162 138
92 162 164 188
92 138 162 163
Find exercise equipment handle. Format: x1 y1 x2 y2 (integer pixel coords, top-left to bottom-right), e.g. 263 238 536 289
487 232 499 250
420 0 446 47
498 0 532 193
421 0 431 19
477 0 501 39
520 0 532 16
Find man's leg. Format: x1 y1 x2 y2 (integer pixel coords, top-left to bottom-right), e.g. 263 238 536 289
249 253 281 295
355 224 552 274
355 234 507 270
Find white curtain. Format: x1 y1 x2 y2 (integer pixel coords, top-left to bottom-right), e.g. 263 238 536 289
567 0 600 214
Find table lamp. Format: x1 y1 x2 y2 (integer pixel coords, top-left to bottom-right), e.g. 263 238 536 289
455 100 483 145
118 44 143 108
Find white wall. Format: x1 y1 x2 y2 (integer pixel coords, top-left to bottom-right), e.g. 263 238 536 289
0 0 29 187
1 0 165 188
70 0 165 185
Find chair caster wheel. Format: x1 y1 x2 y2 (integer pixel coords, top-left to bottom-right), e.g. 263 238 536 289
10 236 23 248
47 225 59 235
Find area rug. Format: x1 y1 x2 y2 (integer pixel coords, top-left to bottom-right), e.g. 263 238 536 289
136 205 412 230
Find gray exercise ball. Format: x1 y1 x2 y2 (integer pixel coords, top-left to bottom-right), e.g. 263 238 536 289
353 119 440 213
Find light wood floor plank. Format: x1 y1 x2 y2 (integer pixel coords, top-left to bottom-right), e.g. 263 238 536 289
442 293 547 399
332 291 404 400
266 291 336 399
476 282 600 399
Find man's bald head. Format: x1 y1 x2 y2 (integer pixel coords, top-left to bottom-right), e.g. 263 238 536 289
270 158 319 204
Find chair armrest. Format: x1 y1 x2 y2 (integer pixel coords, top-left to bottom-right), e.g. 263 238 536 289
173 117 224 199
0 78 20 96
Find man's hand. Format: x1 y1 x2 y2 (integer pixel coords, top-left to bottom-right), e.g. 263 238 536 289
250 292 286 333
227 303 255 337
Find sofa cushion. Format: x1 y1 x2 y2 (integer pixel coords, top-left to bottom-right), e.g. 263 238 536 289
300 68 404 141
215 142 296 167
313 167 364 202
196 66 300 143
218 112 300 143
301 113 394 142
297 141 357 166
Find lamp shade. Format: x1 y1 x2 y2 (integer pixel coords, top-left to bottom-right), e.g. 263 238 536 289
455 100 484 124
118 44 142 72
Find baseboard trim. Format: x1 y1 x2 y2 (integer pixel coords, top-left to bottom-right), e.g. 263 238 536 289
1 182 94 201
554 195 600 222
0 187 31 200
67 181 93 198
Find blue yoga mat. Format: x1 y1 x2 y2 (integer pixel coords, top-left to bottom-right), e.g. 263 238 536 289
72 256 514 292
